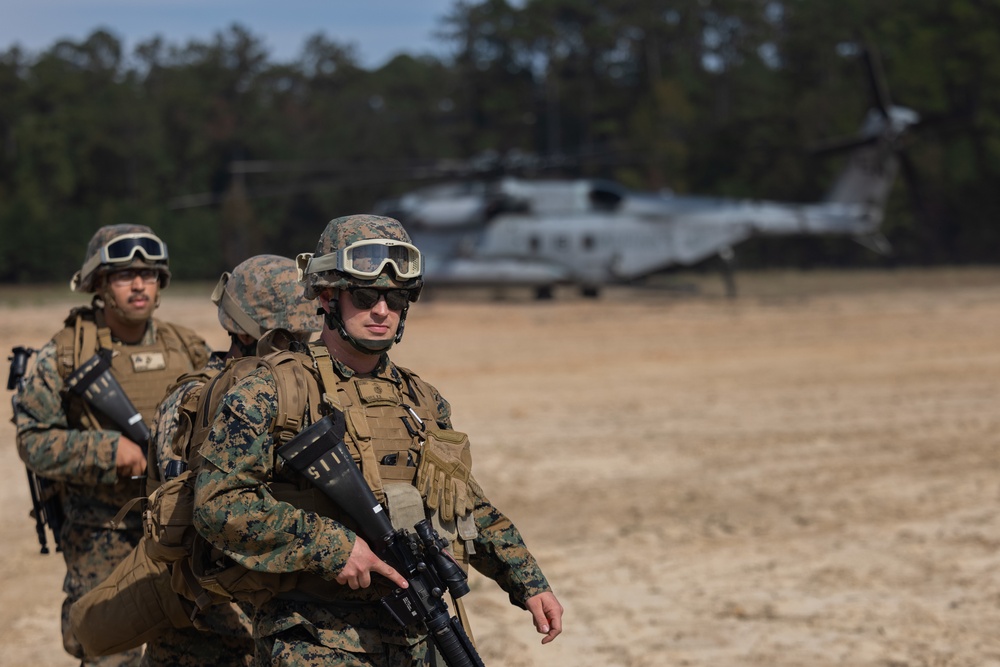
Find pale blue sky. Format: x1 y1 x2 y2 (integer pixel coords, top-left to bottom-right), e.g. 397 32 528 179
0 0 459 67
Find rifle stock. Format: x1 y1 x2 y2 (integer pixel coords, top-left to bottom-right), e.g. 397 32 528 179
279 413 485 667
65 351 150 449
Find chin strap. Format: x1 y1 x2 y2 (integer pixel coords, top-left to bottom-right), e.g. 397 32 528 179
230 333 257 358
322 298 408 355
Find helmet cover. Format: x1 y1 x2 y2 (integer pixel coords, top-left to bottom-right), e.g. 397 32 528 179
213 254 322 339
300 214 422 300
71 224 171 293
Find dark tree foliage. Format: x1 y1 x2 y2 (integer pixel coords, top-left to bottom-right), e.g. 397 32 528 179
0 1 996 283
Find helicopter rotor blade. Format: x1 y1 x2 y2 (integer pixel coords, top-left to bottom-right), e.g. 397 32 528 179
860 39 893 119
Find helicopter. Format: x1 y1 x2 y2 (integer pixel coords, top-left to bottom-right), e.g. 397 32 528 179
171 44 939 298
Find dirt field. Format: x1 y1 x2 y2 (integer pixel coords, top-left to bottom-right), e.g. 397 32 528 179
2 267 1000 667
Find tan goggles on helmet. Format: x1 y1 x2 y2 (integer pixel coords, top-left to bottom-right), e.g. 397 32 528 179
298 240 422 281
81 233 168 279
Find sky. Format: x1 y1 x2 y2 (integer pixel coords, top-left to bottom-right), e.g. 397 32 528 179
0 0 460 68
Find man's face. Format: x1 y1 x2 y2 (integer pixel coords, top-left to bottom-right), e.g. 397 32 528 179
103 268 160 324
325 287 403 347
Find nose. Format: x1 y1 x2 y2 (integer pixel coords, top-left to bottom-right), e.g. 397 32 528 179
371 294 390 314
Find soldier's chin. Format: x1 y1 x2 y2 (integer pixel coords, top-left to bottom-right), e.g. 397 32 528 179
122 301 156 323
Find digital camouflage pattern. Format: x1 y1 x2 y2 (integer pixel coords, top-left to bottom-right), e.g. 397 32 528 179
140 601 254 667
149 353 227 481
301 215 421 299
72 224 171 293
194 353 551 665
216 255 322 337
15 314 208 666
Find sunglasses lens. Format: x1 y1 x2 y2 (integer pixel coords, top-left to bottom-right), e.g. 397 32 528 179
350 288 380 309
348 288 409 311
384 290 410 310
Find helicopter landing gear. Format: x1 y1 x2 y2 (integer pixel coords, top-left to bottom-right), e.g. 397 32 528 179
534 285 554 300
718 247 737 299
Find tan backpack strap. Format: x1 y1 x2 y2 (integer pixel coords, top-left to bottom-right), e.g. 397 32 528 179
108 496 146 529
90 308 114 354
65 310 109 428
306 343 344 413
257 351 315 445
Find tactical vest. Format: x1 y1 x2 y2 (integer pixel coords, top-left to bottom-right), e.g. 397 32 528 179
260 344 479 602
53 306 208 434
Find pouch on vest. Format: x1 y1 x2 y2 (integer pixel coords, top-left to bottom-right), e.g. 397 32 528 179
414 426 476 523
69 537 194 658
143 469 197 563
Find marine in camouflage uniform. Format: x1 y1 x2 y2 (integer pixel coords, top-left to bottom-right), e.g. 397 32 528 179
14 224 210 667
141 254 322 667
193 215 564 667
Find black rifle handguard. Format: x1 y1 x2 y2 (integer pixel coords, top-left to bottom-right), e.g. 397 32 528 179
278 413 485 667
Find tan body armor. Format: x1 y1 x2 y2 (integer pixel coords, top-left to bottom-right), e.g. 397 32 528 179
54 307 208 430
260 345 477 601
51 307 207 516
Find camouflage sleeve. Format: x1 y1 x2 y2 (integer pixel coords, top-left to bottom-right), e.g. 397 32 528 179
150 379 194 480
193 368 356 579
466 480 552 609
429 384 453 429
14 340 120 485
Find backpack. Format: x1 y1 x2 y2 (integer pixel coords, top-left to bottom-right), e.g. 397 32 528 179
70 351 317 656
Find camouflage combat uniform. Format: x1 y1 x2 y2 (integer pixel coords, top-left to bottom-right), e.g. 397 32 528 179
15 316 209 667
139 254 322 667
194 352 552 667
140 351 255 667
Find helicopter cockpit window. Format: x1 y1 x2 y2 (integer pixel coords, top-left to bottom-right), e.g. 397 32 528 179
588 181 625 211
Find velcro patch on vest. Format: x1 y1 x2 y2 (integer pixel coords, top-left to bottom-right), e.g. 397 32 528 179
355 379 396 405
130 352 167 372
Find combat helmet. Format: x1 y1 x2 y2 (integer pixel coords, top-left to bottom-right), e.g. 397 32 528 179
297 214 422 353
71 224 171 293
212 254 322 342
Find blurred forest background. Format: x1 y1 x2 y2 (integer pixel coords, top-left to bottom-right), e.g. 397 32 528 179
0 0 997 283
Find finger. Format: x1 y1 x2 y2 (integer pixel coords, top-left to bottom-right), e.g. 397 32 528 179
373 560 408 589
541 609 562 644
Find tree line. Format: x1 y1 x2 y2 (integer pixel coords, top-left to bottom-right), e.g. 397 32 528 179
1 0 997 283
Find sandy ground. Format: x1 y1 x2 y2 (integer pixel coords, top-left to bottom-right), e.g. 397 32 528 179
2 267 1000 667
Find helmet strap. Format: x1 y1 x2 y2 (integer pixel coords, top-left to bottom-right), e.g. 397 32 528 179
229 332 257 358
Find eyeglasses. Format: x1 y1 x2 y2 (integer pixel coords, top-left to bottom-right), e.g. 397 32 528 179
297 239 422 282
108 268 160 286
81 233 169 279
347 287 411 311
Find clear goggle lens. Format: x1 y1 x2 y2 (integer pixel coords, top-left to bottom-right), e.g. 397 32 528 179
338 240 421 280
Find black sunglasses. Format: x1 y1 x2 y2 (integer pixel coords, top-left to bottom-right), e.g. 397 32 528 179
347 287 410 311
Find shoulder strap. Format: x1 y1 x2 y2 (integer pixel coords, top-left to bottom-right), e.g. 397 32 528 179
305 342 344 413
257 351 322 445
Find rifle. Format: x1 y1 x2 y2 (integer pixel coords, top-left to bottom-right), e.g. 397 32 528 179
8 345 65 554
279 413 485 667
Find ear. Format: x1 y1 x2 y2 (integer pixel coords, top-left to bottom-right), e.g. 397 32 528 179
318 289 337 313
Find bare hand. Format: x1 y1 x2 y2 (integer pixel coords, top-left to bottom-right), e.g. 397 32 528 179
115 436 147 479
525 591 564 644
336 536 408 590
